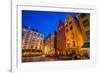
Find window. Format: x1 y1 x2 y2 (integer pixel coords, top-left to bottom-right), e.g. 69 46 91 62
37 40 39 43
40 34 42 37
86 30 90 40
70 25 73 30
69 21 72 24
31 45 33 48
73 41 75 47
83 19 89 27
62 42 64 47
23 46 26 49
32 39 35 42
34 32 36 36
22 31 25 39
26 31 30 40
35 46 37 49
66 29 68 32
72 33 74 38
32 32 35 36
38 34 40 37
66 24 68 27
25 41 27 44
80 13 86 18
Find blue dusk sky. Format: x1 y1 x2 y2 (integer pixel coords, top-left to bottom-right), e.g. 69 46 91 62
22 10 77 38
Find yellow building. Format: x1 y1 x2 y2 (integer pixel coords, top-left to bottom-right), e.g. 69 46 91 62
76 13 90 49
44 38 51 55
79 48 90 59
76 13 90 42
65 15 84 54
56 15 85 56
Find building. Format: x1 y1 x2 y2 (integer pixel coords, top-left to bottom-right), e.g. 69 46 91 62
56 15 85 56
22 28 31 49
44 32 56 56
65 15 84 54
22 28 44 50
44 36 51 55
76 13 90 59
29 29 44 50
76 13 90 48
56 20 66 56
22 27 44 58
79 48 90 59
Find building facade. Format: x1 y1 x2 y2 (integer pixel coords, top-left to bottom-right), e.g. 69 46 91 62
44 32 56 56
65 15 84 54
56 15 85 56
76 13 90 48
29 29 44 50
22 28 31 49
56 20 66 55
22 28 44 51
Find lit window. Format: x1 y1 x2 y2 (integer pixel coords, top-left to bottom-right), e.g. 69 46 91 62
31 45 33 48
